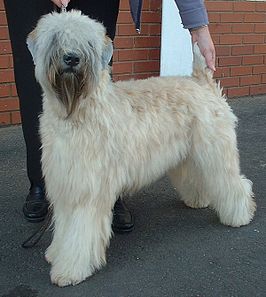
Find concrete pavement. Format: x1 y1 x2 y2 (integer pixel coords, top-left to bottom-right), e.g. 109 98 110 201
0 95 265 297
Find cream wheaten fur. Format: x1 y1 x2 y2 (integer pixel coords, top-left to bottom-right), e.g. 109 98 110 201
27 10 256 287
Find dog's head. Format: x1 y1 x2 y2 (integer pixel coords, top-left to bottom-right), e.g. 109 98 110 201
27 10 113 116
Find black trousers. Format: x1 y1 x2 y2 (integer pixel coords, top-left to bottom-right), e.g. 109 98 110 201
4 0 120 189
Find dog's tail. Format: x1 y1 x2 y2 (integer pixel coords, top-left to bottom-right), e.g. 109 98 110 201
192 43 213 80
192 43 222 95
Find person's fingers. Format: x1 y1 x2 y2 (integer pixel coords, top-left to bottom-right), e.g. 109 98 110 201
204 50 216 72
51 0 61 7
190 26 216 71
51 0 70 8
61 0 70 7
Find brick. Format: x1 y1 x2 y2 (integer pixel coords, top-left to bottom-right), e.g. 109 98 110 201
149 24 161 36
253 65 266 75
243 35 264 44
0 55 9 68
134 36 160 48
11 84 17 96
206 2 233 12
118 49 149 61
242 55 264 65
134 60 160 73
256 2 266 12
149 0 162 11
232 24 255 33
114 37 134 49
148 49 160 60
0 11 7 25
113 62 133 74
0 0 4 10
0 84 10 97
240 75 261 86
0 40 12 54
0 111 10 125
141 11 161 23
0 98 19 111
218 56 242 67
244 13 266 23
254 44 266 54
220 77 240 88
255 24 266 33
208 13 221 23
262 74 266 83
215 46 231 56
232 45 254 56
231 66 253 76
227 87 250 98
0 26 9 40
141 0 150 11
9 56 13 68
118 24 139 36
119 0 130 10
250 84 266 95
209 23 232 34
117 11 132 24
11 110 21 124
139 24 150 36
0 69 14 83
233 2 256 12
214 67 230 79
221 13 244 23
219 35 242 45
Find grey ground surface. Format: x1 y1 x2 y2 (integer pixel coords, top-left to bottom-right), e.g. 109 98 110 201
0 95 265 297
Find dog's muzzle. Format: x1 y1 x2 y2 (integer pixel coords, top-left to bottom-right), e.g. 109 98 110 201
62 53 80 73
63 53 80 67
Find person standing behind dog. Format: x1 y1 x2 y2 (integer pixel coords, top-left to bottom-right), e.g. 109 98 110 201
4 0 215 228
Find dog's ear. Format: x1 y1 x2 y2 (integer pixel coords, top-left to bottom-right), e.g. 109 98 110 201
102 36 113 69
26 29 38 65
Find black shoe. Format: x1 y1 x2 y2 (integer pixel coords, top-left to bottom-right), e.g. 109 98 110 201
112 198 134 233
22 186 48 223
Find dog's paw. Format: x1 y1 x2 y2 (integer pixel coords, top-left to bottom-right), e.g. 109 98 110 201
219 197 256 227
50 265 92 287
184 199 209 209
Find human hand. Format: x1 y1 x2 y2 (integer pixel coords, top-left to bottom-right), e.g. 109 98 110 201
51 0 70 8
190 26 216 72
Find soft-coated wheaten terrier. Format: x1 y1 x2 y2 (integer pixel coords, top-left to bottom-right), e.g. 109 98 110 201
27 10 256 287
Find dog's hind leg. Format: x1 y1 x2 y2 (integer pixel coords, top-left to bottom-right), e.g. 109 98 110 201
49 199 113 287
189 118 256 227
168 159 210 209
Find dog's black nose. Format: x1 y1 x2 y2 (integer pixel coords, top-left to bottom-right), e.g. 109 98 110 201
63 53 80 67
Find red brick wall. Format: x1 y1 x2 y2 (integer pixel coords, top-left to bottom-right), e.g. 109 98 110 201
207 1 266 97
113 0 161 81
0 0 266 126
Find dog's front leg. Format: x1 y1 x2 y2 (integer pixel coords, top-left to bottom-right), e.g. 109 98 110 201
49 200 113 287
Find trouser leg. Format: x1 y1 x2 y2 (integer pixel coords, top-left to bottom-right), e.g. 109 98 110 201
4 0 120 189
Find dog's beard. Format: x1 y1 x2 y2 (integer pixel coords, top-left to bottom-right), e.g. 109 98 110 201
48 68 89 117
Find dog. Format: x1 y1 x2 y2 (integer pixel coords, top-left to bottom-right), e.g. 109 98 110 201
27 10 256 287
